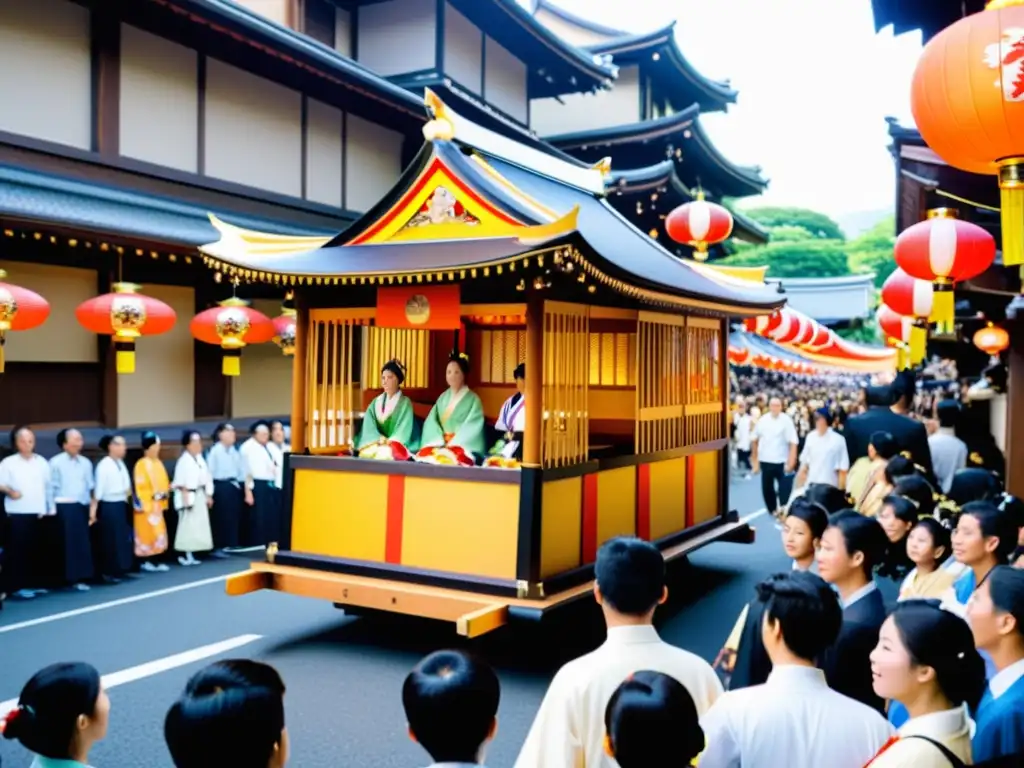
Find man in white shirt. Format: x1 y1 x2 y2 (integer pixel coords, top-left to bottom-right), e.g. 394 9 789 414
514 537 723 768
0 427 55 599
928 401 967 494
698 571 893 768
795 408 850 491
240 421 285 548
402 649 500 768
751 397 799 515
733 401 753 479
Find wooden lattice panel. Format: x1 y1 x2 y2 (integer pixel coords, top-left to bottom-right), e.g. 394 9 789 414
542 301 589 468
362 326 429 390
306 309 371 453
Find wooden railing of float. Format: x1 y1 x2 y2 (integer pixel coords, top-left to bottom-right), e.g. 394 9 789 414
635 311 687 454
684 317 725 445
542 301 589 468
361 326 430 389
305 309 372 454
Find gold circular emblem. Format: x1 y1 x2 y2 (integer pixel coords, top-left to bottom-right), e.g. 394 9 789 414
0 287 18 328
110 295 147 337
405 294 431 325
216 307 251 348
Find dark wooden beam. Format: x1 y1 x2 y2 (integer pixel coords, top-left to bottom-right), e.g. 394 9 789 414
90 8 121 157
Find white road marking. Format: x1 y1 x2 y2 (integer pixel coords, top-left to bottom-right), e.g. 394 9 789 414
0 574 233 635
739 508 768 525
0 634 262 711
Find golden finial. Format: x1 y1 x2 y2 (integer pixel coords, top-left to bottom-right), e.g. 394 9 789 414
422 88 455 142
266 542 278 563
592 157 612 175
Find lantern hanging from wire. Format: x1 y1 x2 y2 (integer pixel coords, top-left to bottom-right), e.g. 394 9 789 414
191 297 275 376
877 304 913 370
664 191 734 261
910 0 1024 267
0 269 50 374
881 269 933 364
75 283 176 374
973 321 1010 363
894 208 996 335
272 308 297 357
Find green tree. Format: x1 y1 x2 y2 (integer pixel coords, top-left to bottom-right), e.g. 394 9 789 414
848 215 897 288
723 239 850 278
742 207 846 240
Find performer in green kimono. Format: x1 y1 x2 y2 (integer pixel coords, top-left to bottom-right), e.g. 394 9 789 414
358 359 418 459
416 351 485 465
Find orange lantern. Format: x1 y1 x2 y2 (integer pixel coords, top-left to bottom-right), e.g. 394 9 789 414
191 297 275 376
75 283 176 374
910 0 1024 266
0 269 50 373
664 191 734 261
894 209 996 334
973 321 1010 359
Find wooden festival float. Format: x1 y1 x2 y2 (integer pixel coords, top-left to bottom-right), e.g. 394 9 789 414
203 91 786 637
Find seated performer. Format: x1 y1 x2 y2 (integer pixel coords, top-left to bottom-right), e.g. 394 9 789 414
416 351 485 466
485 363 525 469
358 359 417 460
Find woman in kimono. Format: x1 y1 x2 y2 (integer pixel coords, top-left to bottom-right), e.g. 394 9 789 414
485 363 525 468
864 602 985 767
172 430 214 566
898 517 954 600
132 431 170 572
358 359 417 460
92 434 135 583
968 566 1024 763
416 351 485 465
848 431 898 511
713 497 829 689
876 494 918 583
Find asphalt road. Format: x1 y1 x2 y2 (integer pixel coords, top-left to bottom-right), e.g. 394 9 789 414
0 475 784 768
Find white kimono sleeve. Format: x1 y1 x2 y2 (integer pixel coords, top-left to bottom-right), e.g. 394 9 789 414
513 668 585 768
696 699 742 768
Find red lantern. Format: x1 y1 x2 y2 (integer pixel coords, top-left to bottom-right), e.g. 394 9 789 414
75 283 176 374
191 298 275 376
273 309 297 357
881 269 933 364
894 208 996 334
973 321 1010 359
665 191 734 261
877 304 913 370
910 0 1024 265
0 269 50 373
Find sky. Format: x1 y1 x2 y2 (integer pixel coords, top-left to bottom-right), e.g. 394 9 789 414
525 0 924 221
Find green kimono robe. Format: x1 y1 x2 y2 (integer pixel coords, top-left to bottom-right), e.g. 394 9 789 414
421 387 486 458
358 392 418 452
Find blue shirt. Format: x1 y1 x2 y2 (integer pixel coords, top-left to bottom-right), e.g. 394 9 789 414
207 443 245 484
49 452 95 506
31 757 93 768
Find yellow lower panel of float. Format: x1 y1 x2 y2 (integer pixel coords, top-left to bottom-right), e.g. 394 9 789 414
649 457 687 540
692 452 721 526
290 470 389 561
400 478 519 580
597 466 637 542
540 477 583 578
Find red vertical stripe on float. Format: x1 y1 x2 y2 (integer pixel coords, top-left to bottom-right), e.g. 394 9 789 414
582 473 599 563
637 464 651 540
685 456 696 528
385 474 405 564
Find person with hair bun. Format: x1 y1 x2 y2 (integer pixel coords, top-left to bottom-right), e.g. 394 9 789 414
132 431 170 572
357 359 418 459
865 602 986 766
165 659 288 768
899 518 954 601
1 661 110 766
92 434 133 583
817 514 889 712
855 432 902 518
848 431 898 510
604 671 704 768
416 350 485 465
876 495 919 582
486 362 526 466
969 566 1024 762
171 431 213 567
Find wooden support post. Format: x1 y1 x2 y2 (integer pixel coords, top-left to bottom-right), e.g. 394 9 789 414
291 297 309 453
1005 332 1024 498
524 294 544 468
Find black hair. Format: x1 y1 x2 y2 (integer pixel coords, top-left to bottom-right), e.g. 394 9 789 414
869 431 899 460
786 497 830 540
141 431 160 452
948 468 1002 507
181 430 201 447
997 493 1024 530
890 601 987 712
594 537 666 616
756 571 842 661
381 358 406 385
890 370 917 405
165 660 286 768
828 514 887 578
877 494 918 579
9 425 31 450
803 483 852 516
960 501 1019 563
892 475 936 518
884 456 920 486
402 650 499 764
604 671 703 768
250 420 271 435
213 422 235 442
447 350 470 376
98 434 124 454
865 387 894 408
2 662 102 759
513 362 525 380
56 428 79 449
936 400 960 429
988 566 1024 639
911 517 952 565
